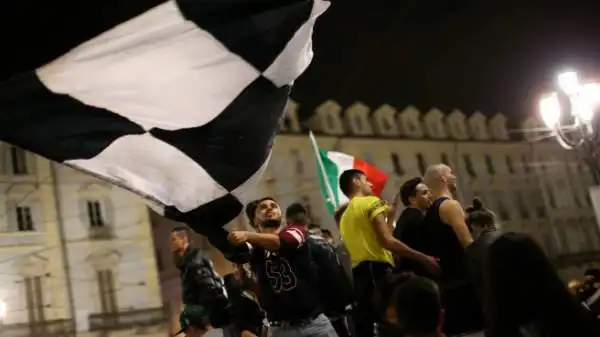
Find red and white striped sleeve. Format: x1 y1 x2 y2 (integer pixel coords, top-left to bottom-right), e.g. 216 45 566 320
279 224 307 248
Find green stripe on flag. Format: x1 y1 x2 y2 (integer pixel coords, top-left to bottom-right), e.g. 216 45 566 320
316 149 341 215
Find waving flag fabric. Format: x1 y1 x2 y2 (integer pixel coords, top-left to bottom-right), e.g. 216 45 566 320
309 132 388 215
0 0 329 236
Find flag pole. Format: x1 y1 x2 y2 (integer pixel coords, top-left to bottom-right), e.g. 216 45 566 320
309 131 338 212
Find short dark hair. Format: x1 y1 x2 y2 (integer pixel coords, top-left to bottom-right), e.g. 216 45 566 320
245 197 276 227
378 272 415 311
394 276 442 335
171 226 192 241
584 268 600 280
321 229 332 237
339 169 365 197
285 202 307 219
399 177 423 207
307 223 321 231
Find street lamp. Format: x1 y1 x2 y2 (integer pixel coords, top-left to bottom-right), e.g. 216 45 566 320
539 71 600 150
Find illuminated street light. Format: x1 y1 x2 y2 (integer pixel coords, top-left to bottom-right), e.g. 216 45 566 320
539 71 600 150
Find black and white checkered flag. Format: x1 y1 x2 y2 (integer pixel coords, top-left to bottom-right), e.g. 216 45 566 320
0 0 329 238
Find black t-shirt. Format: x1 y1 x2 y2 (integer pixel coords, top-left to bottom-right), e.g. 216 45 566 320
250 225 321 322
393 207 427 276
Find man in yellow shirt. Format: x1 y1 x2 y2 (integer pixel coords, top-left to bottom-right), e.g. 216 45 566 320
339 169 439 337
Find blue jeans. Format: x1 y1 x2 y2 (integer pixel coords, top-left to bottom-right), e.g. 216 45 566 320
269 314 338 337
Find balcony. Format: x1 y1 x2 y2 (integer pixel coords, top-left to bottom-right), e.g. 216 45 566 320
552 251 600 269
88 307 167 331
0 232 45 248
88 225 115 240
0 319 74 337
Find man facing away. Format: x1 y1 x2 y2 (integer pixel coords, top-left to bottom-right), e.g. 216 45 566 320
226 197 338 337
421 164 483 336
393 177 432 276
393 275 447 337
171 227 232 334
338 169 439 337
286 203 354 337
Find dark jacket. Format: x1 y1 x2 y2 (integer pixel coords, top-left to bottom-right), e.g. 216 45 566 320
308 235 354 316
223 274 265 336
177 247 230 326
465 228 502 301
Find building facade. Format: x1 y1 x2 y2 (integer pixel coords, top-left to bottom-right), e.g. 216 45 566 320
271 99 600 279
0 147 165 337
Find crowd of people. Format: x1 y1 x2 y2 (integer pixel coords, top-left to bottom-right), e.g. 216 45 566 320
169 163 600 337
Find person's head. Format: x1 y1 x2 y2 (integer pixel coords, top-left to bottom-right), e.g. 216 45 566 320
378 272 417 325
285 202 309 225
334 203 348 225
423 164 457 198
307 223 322 237
339 169 372 198
484 232 600 336
394 275 444 336
171 226 192 254
245 197 281 229
321 229 334 244
175 305 212 337
399 177 432 210
465 198 496 239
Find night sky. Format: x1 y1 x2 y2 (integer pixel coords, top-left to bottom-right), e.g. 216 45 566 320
1 1 599 127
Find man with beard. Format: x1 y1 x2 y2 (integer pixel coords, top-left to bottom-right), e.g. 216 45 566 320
171 227 232 335
338 169 439 337
226 197 338 337
393 177 432 276
422 164 482 336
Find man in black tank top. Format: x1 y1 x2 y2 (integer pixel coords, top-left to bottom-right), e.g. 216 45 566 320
422 164 484 336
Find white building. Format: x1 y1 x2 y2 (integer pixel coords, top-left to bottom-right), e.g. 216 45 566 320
272 99 600 279
0 146 165 337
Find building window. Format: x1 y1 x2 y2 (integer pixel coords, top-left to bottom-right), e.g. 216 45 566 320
24 276 45 330
416 153 427 175
290 149 304 175
515 191 529 219
10 146 28 175
87 201 105 227
381 117 393 131
521 155 531 174
496 198 510 221
364 152 375 165
463 155 477 178
16 206 34 231
390 153 405 176
545 184 557 209
300 195 313 219
484 155 495 175
440 153 450 166
97 270 118 314
505 155 515 174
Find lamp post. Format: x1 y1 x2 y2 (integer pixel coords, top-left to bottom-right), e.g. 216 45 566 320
539 71 600 183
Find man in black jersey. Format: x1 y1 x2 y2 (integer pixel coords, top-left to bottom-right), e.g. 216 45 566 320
226 197 338 337
422 164 483 336
393 177 432 276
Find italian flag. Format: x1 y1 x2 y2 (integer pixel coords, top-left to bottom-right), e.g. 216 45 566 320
309 132 388 215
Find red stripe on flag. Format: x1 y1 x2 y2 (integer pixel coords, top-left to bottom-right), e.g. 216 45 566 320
353 158 388 197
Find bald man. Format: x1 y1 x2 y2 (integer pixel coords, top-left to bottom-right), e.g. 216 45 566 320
421 164 483 336
423 164 472 248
